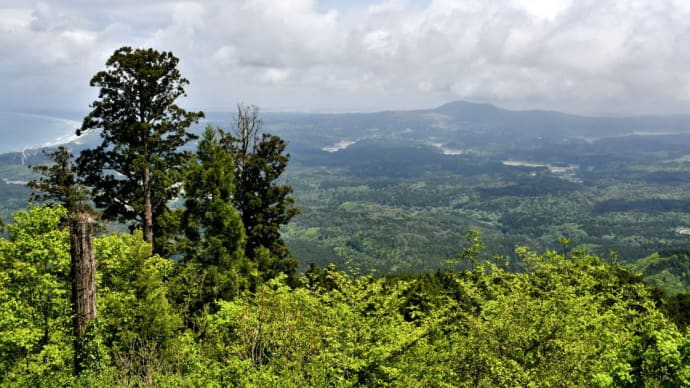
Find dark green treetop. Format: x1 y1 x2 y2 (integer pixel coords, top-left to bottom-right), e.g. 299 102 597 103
179 126 253 310
224 104 299 280
75 47 203 253
28 146 89 214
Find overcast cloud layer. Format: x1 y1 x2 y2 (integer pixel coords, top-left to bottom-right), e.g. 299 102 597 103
2 0 690 115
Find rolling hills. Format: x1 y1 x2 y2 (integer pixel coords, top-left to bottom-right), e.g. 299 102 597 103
2 101 690 290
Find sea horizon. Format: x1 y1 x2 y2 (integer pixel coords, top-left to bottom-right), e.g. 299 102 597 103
0 111 82 154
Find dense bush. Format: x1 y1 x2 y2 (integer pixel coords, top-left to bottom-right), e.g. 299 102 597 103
1 206 688 386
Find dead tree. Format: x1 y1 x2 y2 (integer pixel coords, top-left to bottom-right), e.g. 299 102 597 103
69 212 97 374
29 146 98 374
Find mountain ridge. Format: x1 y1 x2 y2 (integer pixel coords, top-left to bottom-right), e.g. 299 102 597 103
4 99 690 156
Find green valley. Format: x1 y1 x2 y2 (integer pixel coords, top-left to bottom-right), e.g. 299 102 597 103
4 101 690 293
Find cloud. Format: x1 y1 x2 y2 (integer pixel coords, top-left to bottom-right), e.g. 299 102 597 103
2 0 690 115
261 68 290 84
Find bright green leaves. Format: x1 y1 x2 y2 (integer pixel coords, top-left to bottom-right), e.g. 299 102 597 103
1 205 689 386
0 206 71 383
435 248 690 387
207 271 428 387
95 231 185 383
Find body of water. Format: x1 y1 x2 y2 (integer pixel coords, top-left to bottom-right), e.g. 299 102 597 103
0 112 81 154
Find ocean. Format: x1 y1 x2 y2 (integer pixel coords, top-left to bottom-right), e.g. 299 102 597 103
0 111 249 155
0 112 81 154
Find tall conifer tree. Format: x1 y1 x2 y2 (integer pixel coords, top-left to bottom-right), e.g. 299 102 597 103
224 104 299 280
75 47 203 253
181 127 252 309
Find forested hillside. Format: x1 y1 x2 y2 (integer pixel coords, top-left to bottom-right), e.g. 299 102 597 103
279 128 690 285
1 46 690 386
6 103 690 281
8 105 690 282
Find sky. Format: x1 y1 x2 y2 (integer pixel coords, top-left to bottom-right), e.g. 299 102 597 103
2 0 690 116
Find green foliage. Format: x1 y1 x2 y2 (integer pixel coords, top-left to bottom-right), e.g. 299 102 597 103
177 127 254 313
75 46 203 253
94 231 189 385
0 206 688 386
421 249 690 387
633 249 690 295
206 270 429 387
225 104 299 280
0 206 72 384
194 252 690 387
278 136 690 274
27 146 89 213
5 88 690 386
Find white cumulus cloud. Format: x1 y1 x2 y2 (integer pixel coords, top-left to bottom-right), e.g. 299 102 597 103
1 0 690 115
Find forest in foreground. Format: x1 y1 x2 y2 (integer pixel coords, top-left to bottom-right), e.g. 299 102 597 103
1 46 690 386
2 205 690 387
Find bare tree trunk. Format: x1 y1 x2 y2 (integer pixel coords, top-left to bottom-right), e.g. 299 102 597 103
235 103 261 167
143 165 154 245
70 212 97 375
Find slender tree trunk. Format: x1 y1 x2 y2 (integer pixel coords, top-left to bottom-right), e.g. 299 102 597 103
70 212 97 375
143 165 154 245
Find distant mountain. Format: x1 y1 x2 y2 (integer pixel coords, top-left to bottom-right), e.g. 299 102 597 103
432 100 690 139
250 100 690 159
4 100 690 157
